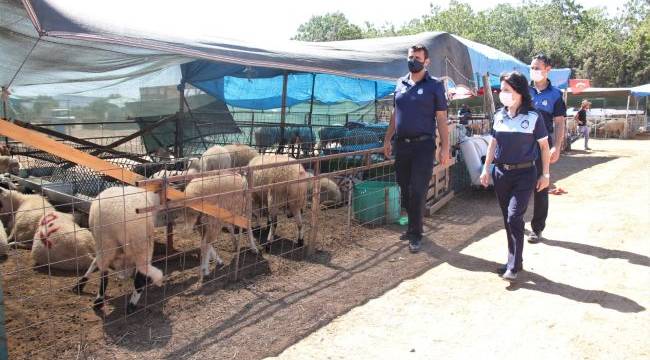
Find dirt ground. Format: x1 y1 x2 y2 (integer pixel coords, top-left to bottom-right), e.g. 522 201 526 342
1 138 648 359
271 138 650 360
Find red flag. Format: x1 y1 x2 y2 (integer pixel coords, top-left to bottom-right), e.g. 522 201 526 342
569 79 591 94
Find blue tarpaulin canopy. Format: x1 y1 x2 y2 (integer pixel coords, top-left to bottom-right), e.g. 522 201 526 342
631 84 650 97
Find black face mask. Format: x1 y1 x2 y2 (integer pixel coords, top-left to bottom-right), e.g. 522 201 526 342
408 58 424 73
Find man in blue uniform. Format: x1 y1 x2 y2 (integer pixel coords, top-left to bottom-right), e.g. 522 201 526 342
383 44 450 253
528 54 566 243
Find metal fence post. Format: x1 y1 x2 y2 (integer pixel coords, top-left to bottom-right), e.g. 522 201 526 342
308 160 321 256
0 275 8 360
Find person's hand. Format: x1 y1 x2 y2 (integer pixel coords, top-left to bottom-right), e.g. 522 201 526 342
439 146 450 167
383 141 392 159
479 170 490 188
536 175 550 192
550 147 560 164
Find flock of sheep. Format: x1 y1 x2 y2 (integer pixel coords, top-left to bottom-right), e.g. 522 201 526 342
0 143 343 314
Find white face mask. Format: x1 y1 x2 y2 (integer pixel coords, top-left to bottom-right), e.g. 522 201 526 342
499 92 515 107
530 69 545 82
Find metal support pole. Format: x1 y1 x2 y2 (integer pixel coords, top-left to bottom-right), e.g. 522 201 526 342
308 159 321 256
160 177 175 253
0 275 7 360
624 94 631 136
235 169 255 281
1 87 9 148
278 71 288 154
176 83 185 158
308 73 316 126
249 112 255 146
374 81 379 123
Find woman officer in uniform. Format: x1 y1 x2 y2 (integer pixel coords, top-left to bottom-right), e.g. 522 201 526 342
480 71 551 281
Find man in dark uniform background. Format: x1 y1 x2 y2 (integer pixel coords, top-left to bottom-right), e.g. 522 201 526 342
528 54 567 243
384 44 450 253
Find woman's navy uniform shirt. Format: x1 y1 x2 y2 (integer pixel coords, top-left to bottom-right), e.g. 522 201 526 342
492 108 548 164
393 72 448 137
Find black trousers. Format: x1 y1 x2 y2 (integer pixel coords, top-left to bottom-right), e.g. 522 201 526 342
493 165 537 272
531 156 548 234
394 139 435 239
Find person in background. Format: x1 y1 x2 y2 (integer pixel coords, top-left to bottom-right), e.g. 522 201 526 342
575 99 591 150
384 44 450 253
527 54 566 243
458 103 472 125
480 71 550 281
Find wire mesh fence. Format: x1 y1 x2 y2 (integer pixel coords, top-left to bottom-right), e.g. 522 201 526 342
0 116 476 359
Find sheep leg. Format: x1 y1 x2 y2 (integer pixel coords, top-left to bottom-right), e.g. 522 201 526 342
294 208 305 247
228 224 237 252
199 226 210 281
126 271 148 314
93 271 109 311
73 257 97 294
267 216 275 246
247 225 259 254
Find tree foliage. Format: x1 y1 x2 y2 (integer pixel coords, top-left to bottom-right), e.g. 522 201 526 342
293 0 650 86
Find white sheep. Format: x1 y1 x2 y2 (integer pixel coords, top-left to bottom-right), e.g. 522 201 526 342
223 144 259 168
596 119 625 138
316 177 343 208
0 219 7 259
0 183 54 248
74 186 163 314
184 172 258 281
32 211 95 271
187 145 232 175
249 154 309 247
0 156 19 175
305 173 343 208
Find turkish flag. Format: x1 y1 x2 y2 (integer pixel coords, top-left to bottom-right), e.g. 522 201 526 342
569 79 591 94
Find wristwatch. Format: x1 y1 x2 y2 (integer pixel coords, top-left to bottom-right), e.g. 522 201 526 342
543 173 550 179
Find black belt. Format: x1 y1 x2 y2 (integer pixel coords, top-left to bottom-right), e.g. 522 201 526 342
497 161 535 170
395 135 432 143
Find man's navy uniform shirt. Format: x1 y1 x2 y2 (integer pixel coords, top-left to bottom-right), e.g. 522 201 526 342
529 80 567 147
394 72 448 137
492 108 548 164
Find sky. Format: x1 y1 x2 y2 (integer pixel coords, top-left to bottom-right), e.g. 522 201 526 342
184 0 629 41
54 0 629 44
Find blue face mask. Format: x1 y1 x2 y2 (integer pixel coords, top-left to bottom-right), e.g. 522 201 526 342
408 58 424 73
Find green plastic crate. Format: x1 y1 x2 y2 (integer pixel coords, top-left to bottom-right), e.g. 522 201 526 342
353 181 400 226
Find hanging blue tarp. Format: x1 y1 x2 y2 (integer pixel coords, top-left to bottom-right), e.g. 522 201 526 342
454 35 571 89
183 66 395 110
631 84 650 97
548 68 571 89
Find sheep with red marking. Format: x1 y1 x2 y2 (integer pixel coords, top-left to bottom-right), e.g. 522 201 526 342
31 211 95 271
0 182 54 248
